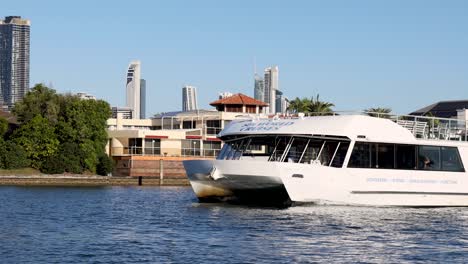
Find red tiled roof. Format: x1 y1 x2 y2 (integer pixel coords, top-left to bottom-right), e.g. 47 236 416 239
210 93 268 106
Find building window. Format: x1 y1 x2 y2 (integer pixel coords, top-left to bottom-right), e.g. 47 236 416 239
128 138 142 155
203 141 221 157
206 120 221 135
144 139 161 155
182 139 201 156
183 120 196 129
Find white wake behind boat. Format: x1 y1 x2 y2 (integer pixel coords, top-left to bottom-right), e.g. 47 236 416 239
183 113 468 207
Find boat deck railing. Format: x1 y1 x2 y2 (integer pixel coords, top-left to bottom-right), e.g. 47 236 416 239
299 111 468 142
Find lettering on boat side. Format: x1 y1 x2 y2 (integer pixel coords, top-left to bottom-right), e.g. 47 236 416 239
366 177 457 185
239 121 295 132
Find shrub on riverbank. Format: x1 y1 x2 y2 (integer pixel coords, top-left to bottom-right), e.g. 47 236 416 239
0 141 30 169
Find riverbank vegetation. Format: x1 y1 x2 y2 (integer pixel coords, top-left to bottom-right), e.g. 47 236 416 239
0 84 113 175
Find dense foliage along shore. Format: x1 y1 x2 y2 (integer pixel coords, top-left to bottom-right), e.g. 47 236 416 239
0 84 113 175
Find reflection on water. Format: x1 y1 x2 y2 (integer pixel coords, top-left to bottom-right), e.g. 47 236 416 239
1 186 468 263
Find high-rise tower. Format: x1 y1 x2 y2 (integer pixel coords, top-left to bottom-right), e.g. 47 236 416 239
140 79 146 119
0 16 30 110
182 86 198 111
254 74 264 102
126 61 141 119
264 66 278 114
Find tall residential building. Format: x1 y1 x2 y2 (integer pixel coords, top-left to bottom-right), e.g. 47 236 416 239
254 74 264 102
140 79 146 119
182 86 198 111
0 16 30 110
264 66 279 114
275 90 289 114
126 60 141 119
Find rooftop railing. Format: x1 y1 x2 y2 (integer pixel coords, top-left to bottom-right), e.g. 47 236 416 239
301 111 468 142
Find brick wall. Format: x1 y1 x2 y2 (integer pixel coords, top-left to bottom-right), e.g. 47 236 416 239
112 156 214 178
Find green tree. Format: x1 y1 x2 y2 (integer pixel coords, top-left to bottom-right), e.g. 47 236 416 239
0 117 8 138
13 84 61 124
365 107 392 118
12 115 59 169
56 95 111 172
11 84 112 174
308 94 334 115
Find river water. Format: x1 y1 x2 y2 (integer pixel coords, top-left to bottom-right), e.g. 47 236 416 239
1 186 468 263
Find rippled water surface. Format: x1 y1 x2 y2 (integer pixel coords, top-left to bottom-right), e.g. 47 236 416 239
2 186 468 263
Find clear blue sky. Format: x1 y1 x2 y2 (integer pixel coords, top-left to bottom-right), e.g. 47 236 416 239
4 0 468 116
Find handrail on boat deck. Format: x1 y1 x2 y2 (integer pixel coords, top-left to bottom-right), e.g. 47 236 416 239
280 111 468 142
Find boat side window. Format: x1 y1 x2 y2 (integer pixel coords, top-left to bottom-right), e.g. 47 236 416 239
269 136 291 161
217 143 232 160
377 144 394 169
417 146 441 170
441 147 464 172
330 142 350 168
319 141 339 166
285 137 309 163
395 145 416 169
347 142 464 172
299 140 324 164
348 142 373 168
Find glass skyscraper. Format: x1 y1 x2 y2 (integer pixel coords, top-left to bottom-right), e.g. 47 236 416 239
0 16 30 110
254 74 264 102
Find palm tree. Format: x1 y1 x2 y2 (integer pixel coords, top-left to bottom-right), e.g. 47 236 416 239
287 97 311 113
308 94 334 115
364 107 392 118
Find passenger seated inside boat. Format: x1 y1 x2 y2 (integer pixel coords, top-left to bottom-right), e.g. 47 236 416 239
422 156 434 169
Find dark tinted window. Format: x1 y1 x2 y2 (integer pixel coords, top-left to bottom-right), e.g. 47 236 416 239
441 147 464 172
396 145 416 169
377 144 394 169
418 146 441 170
348 143 372 168
330 142 350 168
347 142 464 172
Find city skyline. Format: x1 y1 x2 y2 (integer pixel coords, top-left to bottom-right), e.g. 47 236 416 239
3 1 468 115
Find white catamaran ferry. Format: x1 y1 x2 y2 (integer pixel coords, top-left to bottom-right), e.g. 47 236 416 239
183 112 468 206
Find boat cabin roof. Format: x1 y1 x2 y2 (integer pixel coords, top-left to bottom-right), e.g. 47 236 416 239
219 115 425 144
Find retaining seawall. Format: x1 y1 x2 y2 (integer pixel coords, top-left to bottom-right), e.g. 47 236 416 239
0 176 189 186
0 156 210 187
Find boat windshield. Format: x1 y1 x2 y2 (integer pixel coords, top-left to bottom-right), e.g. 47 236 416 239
217 135 350 167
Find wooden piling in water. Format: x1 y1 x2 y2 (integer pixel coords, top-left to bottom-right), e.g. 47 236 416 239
159 159 164 185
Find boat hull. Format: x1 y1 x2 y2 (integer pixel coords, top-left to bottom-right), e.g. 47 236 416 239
183 159 292 206
184 159 468 207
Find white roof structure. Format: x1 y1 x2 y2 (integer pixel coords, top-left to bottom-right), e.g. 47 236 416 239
219 115 418 144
